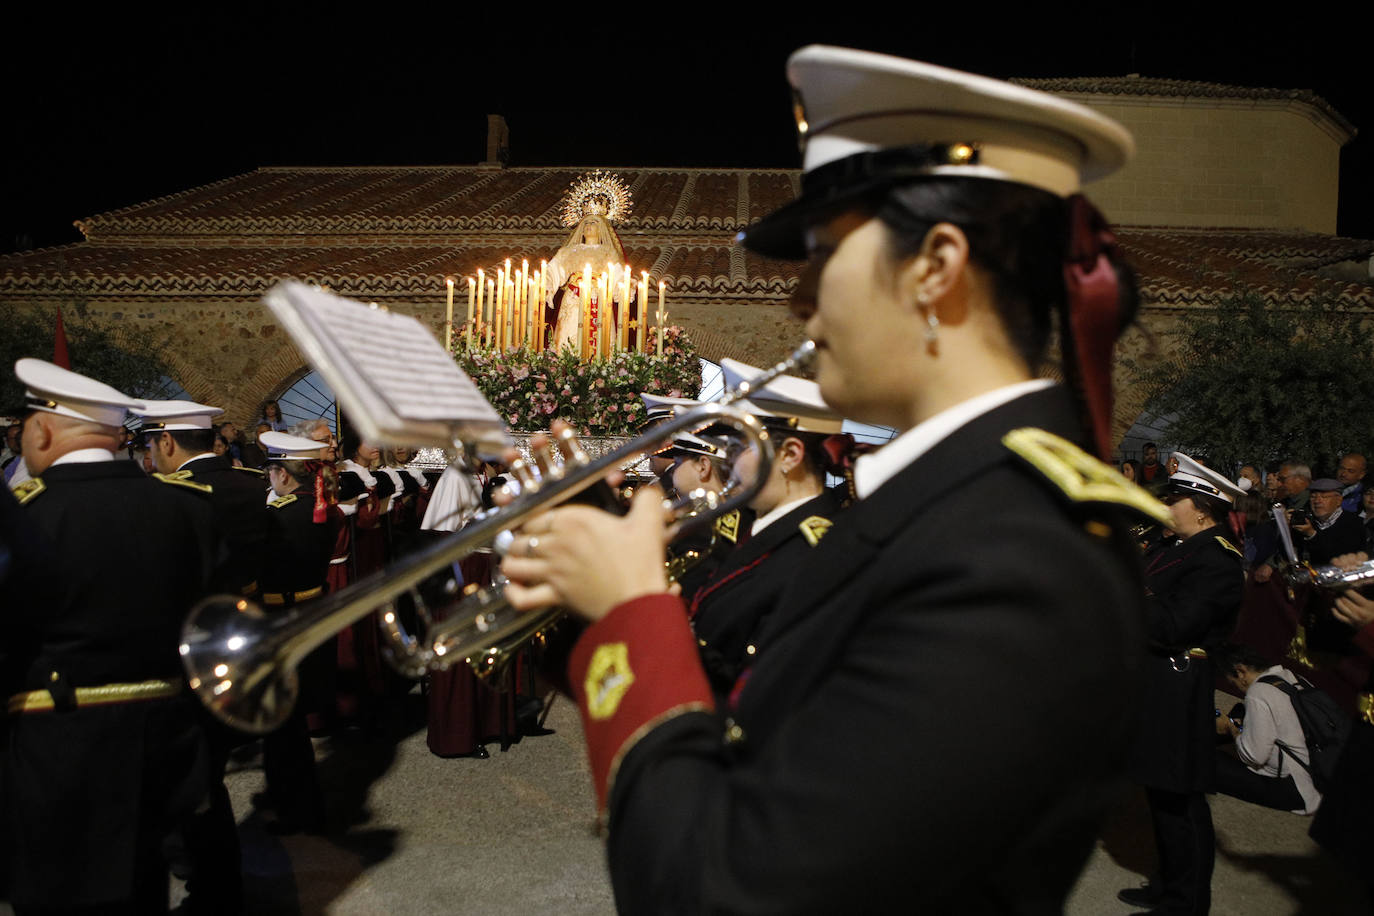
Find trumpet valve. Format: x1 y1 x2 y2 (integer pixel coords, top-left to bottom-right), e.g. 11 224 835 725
558 426 590 466
510 458 540 492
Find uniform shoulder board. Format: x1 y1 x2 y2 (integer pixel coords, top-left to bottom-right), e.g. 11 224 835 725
713 509 741 544
162 469 195 481
1214 535 1243 558
12 477 45 505
798 515 832 547
152 472 213 494
232 465 265 476
270 494 298 509
1002 427 1172 526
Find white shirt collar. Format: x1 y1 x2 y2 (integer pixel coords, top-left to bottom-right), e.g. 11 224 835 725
50 447 117 467
852 379 1055 500
752 494 816 536
177 452 217 471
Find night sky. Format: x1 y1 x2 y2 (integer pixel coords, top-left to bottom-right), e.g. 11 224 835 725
5 15 1370 253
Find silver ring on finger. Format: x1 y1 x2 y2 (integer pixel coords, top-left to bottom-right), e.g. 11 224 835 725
525 536 540 558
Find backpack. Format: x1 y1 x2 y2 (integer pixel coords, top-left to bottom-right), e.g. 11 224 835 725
1257 674 1352 793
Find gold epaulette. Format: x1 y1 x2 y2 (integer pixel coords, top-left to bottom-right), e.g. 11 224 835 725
1002 428 1172 526
713 509 741 544
1215 536 1243 558
799 515 832 547
153 472 212 494
12 477 45 505
232 465 265 476
269 494 298 509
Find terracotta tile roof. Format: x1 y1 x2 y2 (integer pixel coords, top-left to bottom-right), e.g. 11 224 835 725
73 166 802 239
1011 76 1356 139
3 166 1368 310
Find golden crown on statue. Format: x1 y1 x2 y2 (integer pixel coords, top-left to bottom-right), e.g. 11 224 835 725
561 170 633 226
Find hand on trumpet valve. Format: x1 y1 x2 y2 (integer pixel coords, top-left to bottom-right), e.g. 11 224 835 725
503 486 674 622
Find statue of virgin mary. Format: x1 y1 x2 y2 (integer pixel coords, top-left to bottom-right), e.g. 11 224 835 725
543 171 635 353
544 213 626 352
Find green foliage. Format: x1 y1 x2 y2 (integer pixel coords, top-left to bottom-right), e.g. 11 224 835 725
0 306 172 410
453 326 702 435
1126 292 1374 471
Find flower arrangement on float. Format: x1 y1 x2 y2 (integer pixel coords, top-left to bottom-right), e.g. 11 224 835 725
452 325 701 437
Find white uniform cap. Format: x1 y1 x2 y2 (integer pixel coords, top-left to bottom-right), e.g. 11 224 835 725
260 431 327 460
739 45 1134 259
720 358 844 435
1169 453 1246 505
640 393 701 419
666 431 727 461
15 358 143 428
132 398 225 433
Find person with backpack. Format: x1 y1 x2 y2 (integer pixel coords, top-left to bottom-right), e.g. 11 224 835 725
1213 644 1335 815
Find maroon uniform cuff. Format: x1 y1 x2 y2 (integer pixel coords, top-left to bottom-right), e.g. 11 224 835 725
569 593 715 812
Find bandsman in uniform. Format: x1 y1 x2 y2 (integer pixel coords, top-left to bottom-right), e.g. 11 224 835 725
655 428 746 601
255 430 337 833
500 47 1171 912
3 359 218 914
136 398 269 597
133 398 271 914
687 360 852 699
1123 454 1246 913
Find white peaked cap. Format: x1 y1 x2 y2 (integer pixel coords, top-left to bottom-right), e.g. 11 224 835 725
133 398 225 432
16 358 143 427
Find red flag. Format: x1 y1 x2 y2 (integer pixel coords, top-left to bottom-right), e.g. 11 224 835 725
53 308 71 369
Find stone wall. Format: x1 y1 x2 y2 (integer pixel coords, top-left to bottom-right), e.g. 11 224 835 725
1073 96 1344 233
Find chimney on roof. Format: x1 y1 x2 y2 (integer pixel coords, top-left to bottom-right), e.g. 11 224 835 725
486 114 510 168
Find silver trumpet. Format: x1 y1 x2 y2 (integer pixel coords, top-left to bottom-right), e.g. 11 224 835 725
179 341 815 733
1290 558 1374 590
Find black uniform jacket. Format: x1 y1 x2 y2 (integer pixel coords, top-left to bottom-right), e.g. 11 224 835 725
565 387 1164 914
175 453 270 595
3 459 217 907
1128 528 1243 793
689 486 848 697
260 485 336 599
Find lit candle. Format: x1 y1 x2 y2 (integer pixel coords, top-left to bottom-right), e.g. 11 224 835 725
500 269 511 354
657 281 666 355
445 277 455 352
621 263 631 350
476 268 485 347
538 260 547 350
486 278 495 347
639 272 649 353
466 277 475 350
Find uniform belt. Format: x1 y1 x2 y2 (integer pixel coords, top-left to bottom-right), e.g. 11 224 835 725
262 586 324 605
8 678 181 715
1168 647 1208 672
1359 692 1373 727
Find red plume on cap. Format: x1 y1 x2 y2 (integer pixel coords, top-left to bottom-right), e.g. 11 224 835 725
1062 195 1122 462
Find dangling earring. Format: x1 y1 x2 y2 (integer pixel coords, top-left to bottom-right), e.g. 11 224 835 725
923 311 940 354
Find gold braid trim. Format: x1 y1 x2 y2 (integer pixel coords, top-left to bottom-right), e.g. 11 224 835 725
8 678 181 715
1357 692 1373 727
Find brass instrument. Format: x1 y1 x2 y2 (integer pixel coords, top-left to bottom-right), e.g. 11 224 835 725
179 342 815 733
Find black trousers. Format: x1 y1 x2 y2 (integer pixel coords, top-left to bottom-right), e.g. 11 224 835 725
1213 751 1304 812
1146 787 1214 915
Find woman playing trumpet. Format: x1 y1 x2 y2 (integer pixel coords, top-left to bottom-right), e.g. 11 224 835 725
501 46 1169 912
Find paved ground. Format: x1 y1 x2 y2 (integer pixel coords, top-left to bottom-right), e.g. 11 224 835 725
3 687 1366 914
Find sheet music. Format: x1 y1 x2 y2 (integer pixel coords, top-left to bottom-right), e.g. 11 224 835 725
264 281 507 450
1272 503 1299 566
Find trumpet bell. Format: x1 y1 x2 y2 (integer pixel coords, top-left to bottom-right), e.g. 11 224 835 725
180 595 302 734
